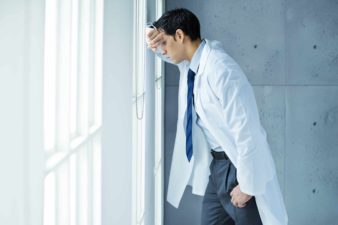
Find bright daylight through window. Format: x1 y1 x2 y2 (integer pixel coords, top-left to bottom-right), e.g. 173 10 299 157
43 0 103 224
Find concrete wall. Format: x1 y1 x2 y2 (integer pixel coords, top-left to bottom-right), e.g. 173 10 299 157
163 0 338 224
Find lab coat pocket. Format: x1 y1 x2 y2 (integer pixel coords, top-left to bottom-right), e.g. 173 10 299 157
225 162 238 193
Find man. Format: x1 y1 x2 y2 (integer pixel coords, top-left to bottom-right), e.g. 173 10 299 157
146 8 288 225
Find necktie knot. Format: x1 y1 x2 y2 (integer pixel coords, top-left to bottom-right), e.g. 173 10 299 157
188 69 196 81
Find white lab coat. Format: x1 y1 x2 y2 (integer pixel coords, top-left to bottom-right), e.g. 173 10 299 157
163 39 288 225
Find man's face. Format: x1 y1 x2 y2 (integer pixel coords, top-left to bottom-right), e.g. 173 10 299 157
160 32 186 64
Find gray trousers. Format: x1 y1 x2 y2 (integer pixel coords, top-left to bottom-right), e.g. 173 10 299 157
201 156 263 225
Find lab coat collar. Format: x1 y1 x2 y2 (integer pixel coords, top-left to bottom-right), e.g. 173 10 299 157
196 39 223 77
189 39 206 73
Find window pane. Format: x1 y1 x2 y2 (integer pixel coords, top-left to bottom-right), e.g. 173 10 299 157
92 133 102 225
70 154 77 225
44 172 56 225
57 161 70 225
43 0 103 225
78 147 89 225
94 0 103 127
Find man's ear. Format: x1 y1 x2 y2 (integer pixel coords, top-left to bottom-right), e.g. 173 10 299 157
175 29 185 43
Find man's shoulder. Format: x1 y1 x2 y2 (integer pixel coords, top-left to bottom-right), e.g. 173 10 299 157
203 40 246 82
205 39 235 65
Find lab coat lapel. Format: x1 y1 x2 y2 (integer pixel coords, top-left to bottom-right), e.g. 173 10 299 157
193 39 212 115
193 40 238 164
181 40 211 132
194 40 211 92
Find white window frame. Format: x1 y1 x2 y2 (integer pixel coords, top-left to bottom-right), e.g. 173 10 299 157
132 1 146 225
154 2 165 225
132 0 165 225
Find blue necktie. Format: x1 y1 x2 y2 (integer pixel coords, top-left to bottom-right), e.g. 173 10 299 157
186 69 196 162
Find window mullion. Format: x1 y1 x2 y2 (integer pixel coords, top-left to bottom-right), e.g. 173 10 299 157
93 0 103 128
45 131 101 174
70 0 80 139
77 0 90 138
56 0 71 154
43 0 57 153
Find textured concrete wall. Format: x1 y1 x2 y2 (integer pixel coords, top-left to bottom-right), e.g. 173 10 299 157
164 0 338 224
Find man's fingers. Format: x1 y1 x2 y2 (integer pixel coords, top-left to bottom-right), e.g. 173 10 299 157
231 197 237 207
146 28 157 38
145 28 164 52
150 32 164 46
231 194 246 208
149 29 159 40
145 29 160 49
232 201 240 208
237 202 246 208
146 30 156 41
231 200 245 208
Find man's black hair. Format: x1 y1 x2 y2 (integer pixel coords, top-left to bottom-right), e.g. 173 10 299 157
153 8 201 41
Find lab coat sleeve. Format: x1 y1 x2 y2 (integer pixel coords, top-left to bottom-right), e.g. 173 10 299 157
209 62 275 196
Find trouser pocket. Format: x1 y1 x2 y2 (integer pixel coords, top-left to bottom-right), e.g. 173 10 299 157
225 162 238 193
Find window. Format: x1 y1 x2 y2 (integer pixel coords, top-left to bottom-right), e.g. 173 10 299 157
132 0 165 225
43 0 103 224
153 2 165 224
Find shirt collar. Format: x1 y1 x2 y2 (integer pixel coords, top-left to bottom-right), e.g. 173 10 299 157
189 39 206 74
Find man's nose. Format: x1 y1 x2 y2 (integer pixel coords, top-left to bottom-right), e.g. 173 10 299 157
161 49 167 55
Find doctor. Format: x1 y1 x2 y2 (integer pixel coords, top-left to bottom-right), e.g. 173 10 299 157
146 8 288 225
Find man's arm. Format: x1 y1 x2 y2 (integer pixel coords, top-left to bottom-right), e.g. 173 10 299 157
209 61 275 203
145 26 174 64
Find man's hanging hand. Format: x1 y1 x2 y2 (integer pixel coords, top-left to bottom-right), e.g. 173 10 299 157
230 185 252 208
